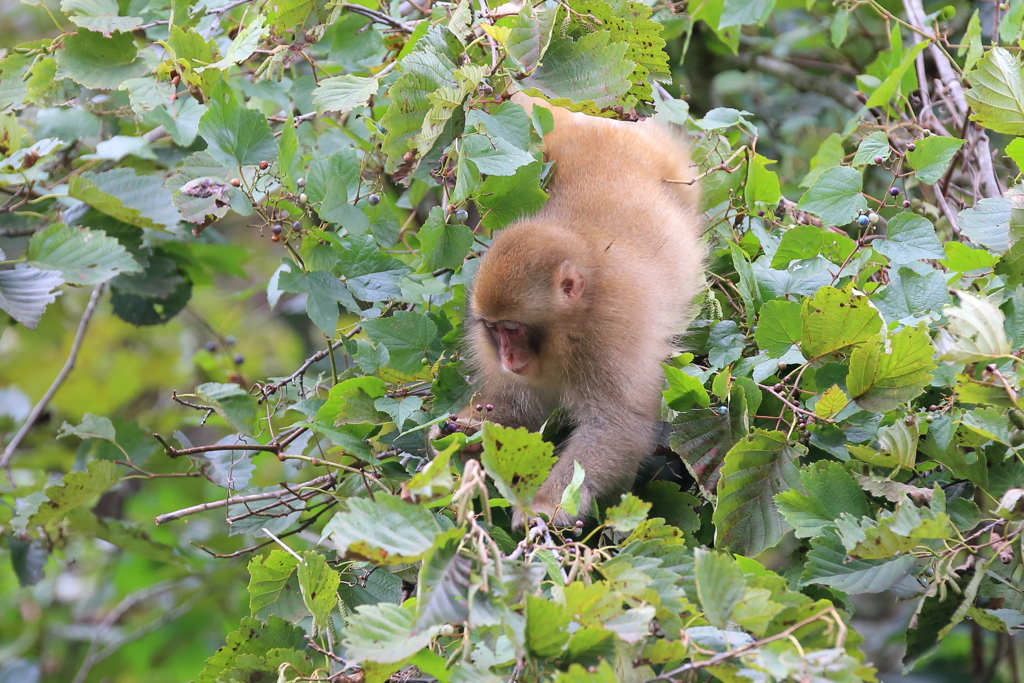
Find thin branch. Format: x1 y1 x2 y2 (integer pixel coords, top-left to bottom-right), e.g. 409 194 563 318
340 3 413 32
153 472 336 525
1 284 104 472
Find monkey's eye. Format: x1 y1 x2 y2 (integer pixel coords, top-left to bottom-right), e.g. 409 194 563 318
499 321 525 336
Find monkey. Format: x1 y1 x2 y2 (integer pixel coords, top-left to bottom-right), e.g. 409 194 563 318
445 94 704 529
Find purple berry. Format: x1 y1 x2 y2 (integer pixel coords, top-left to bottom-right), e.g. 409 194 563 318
890 187 900 197
874 155 884 164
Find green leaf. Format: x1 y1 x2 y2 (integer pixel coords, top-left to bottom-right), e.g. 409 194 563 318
342 602 437 664
195 382 259 436
874 213 944 265
197 617 310 683
713 429 803 556
800 286 883 359
521 31 633 108
755 299 802 357
29 460 119 526
865 40 928 108
814 384 848 419
200 15 269 72
852 131 890 166
475 161 548 231
837 489 950 560
942 241 998 272
847 326 935 412
380 26 462 159
69 169 181 230
505 3 558 72
361 312 439 375
466 101 532 150
662 364 711 411
906 136 964 183
707 320 745 369
415 531 472 632
774 461 867 539
965 48 1024 135
297 551 339 632
936 290 1012 362
462 132 534 176
693 548 746 628
670 384 749 495
803 529 917 594
61 0 142 33
323 493 441 565
959 197 1013 253
277 266 358 336
313 74 380 115
198 84 277 168
247 551 299 619
560 461 586 518
605 493 651 533
57 413 116 442
796 166 867 226
527 594 570 658
719 0 774 28
0 265 63 329
769 224 854 269
480 423 556 508
996 236 1024 287
56 29 147 89
873 267 950 324
418 206 473 271
27 224 139 285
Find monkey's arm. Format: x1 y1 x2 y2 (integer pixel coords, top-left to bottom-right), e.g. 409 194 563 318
523 405 659 527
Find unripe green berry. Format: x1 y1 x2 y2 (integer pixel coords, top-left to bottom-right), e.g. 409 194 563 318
868 212 880 224
298 193 308 203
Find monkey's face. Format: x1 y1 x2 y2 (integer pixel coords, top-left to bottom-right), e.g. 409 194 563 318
480 319 541 376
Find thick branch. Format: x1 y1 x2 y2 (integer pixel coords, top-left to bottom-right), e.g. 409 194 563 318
1 285 104 471
731 54 863 112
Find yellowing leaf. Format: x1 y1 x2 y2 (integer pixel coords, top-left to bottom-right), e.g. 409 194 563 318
815 384 848 419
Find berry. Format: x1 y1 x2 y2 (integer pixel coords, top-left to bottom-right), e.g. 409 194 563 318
298 193 308 204
773 383 783 392
923 129 931 137
296 178 306 187
889 187 900 197
230 178 241 187
717 406 728 416
272 224 282 235
450 414 459 421
475 404 483 412
259 160 269 170
454 209 469 223
485 404 494 412
233 353 244 365
907 143 916 151
777 361 787 369
757 210 765 217
291 221 301 230
928 405 938 412
1012 431 1024 448
368 193 380 206
205 341 216 352
270 234 280 242
226 335 236 346
903 199 911 208
925 414 935 423
439 624 456 637
868 212 880 224
874 155 884 164
857 215 870 227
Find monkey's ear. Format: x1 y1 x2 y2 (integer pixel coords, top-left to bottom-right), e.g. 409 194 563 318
557 260 585 300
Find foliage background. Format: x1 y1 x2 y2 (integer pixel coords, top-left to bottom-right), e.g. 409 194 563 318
3 0 1024 681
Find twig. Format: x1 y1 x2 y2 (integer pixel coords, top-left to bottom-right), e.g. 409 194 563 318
1 284 104 472
153 472 336 524
266 327 361 392
340 3 413 32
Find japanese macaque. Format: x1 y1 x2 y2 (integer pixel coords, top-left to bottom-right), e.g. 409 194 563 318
451 94 704 528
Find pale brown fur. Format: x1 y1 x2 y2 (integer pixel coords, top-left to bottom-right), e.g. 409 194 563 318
461 94 704 527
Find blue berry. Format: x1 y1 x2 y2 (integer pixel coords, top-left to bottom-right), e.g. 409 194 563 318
717 406 729 416
368 193 380 206
454 209 469 223
225 335 236 346
205 341 216 352
233 353 244 365
857 215 870 227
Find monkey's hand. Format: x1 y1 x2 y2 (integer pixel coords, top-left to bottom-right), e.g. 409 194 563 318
511 483 592 531
427 413 483 455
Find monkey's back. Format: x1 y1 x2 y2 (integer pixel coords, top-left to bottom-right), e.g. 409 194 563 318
537 105 706 342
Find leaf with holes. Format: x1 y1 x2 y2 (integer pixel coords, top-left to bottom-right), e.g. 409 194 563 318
480 423 556 508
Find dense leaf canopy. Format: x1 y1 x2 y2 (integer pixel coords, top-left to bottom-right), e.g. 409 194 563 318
3 0 1024 681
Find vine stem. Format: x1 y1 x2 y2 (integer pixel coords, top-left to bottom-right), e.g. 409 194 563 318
1 284 104 474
